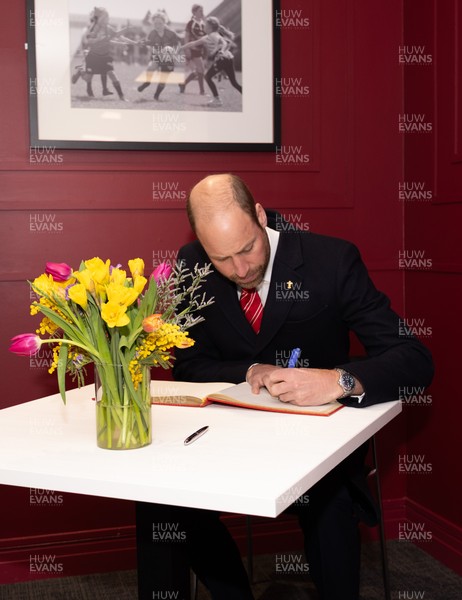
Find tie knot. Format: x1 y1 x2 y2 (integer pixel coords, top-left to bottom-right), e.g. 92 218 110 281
240 288 263 334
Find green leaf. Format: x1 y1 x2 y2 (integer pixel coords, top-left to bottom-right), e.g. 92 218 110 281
135 277 158 325
118 335 129 350
57 344 68 404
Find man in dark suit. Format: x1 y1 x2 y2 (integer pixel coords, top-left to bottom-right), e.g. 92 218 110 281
170 173 433 599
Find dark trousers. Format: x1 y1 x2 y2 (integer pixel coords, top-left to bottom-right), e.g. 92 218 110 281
293 476 361 599
137 446 372 600
205 57 242 97
136 503 253 600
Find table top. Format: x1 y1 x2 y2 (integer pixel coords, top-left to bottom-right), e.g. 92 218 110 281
0 385 401 517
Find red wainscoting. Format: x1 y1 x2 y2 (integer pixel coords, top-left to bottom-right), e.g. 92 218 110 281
0 0 459 582
401 0 462 574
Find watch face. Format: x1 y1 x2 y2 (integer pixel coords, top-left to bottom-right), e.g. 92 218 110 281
341 372 355 392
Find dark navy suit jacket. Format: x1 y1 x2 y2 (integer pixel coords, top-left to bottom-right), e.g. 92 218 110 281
173 225 433 523
173 228 433 408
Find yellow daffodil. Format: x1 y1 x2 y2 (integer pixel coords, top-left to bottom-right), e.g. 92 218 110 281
110 267 127 286
84 257 110 285
32 273 56 297
68 283 88 310
74 269 95 294
134 275 147 295
106 282 139 308
101 300 130 328
128 258 144 279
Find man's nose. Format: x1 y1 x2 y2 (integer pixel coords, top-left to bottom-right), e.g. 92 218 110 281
232 256 248 278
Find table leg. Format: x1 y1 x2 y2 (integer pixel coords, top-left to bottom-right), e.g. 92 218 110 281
136 501 192 600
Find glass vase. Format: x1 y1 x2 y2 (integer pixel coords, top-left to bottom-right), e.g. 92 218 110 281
95 363 152 450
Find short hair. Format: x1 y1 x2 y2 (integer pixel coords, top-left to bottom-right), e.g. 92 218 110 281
192 4 203 14
152 11 167 24
187 174 259 233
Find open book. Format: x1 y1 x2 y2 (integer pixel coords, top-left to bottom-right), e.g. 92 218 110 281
151 381 343 416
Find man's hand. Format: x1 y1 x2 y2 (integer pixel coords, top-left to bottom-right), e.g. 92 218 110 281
246 364 279 393
249 366 344 406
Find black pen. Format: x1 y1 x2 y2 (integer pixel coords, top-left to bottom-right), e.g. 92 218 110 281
184 426 209 446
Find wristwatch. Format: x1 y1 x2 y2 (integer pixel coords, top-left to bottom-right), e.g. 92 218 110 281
334 368 356 399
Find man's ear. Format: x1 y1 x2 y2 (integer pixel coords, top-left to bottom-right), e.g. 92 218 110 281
255 203 267 228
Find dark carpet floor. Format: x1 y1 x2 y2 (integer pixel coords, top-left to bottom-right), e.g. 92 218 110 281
0 541 460 599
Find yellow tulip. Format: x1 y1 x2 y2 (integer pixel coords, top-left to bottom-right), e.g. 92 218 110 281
176 337 195 349
68 283 88 310
101 301 130 328
128 258 144 279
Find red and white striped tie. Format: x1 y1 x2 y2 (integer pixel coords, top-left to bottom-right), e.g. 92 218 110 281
240 288 263 334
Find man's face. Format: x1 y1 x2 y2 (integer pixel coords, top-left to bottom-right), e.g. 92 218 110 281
153 17 165 33
196 204 270 289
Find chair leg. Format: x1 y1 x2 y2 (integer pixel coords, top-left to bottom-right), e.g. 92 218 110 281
371 435 392 600
245 515 254 583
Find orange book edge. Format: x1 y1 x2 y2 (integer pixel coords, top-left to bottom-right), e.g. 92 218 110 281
151 381 343 416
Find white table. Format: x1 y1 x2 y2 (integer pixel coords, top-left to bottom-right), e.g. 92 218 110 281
0 385 401 598
0 385 401 518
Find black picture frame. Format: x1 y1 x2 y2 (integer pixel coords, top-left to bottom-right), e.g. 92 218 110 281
26 0 280 151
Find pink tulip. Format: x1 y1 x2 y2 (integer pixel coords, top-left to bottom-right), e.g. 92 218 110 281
46 262 73 282
150 262 172 282
9 333 42 356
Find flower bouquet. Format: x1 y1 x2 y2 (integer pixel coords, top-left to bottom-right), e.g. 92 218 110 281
9 258 213 449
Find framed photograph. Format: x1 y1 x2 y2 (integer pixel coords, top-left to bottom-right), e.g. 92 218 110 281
26 0 280 151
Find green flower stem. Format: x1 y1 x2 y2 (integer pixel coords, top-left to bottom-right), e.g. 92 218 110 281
95 363 151 450
40 338 101 358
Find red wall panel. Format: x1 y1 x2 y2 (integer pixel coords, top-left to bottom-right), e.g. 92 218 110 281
1 0 435 581
403 0 462 572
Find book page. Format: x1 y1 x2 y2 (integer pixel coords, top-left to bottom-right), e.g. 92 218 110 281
151 380 233 406
209 382 342 416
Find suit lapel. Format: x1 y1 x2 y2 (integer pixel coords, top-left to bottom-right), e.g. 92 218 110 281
210 269 257 346
255 233 304 353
